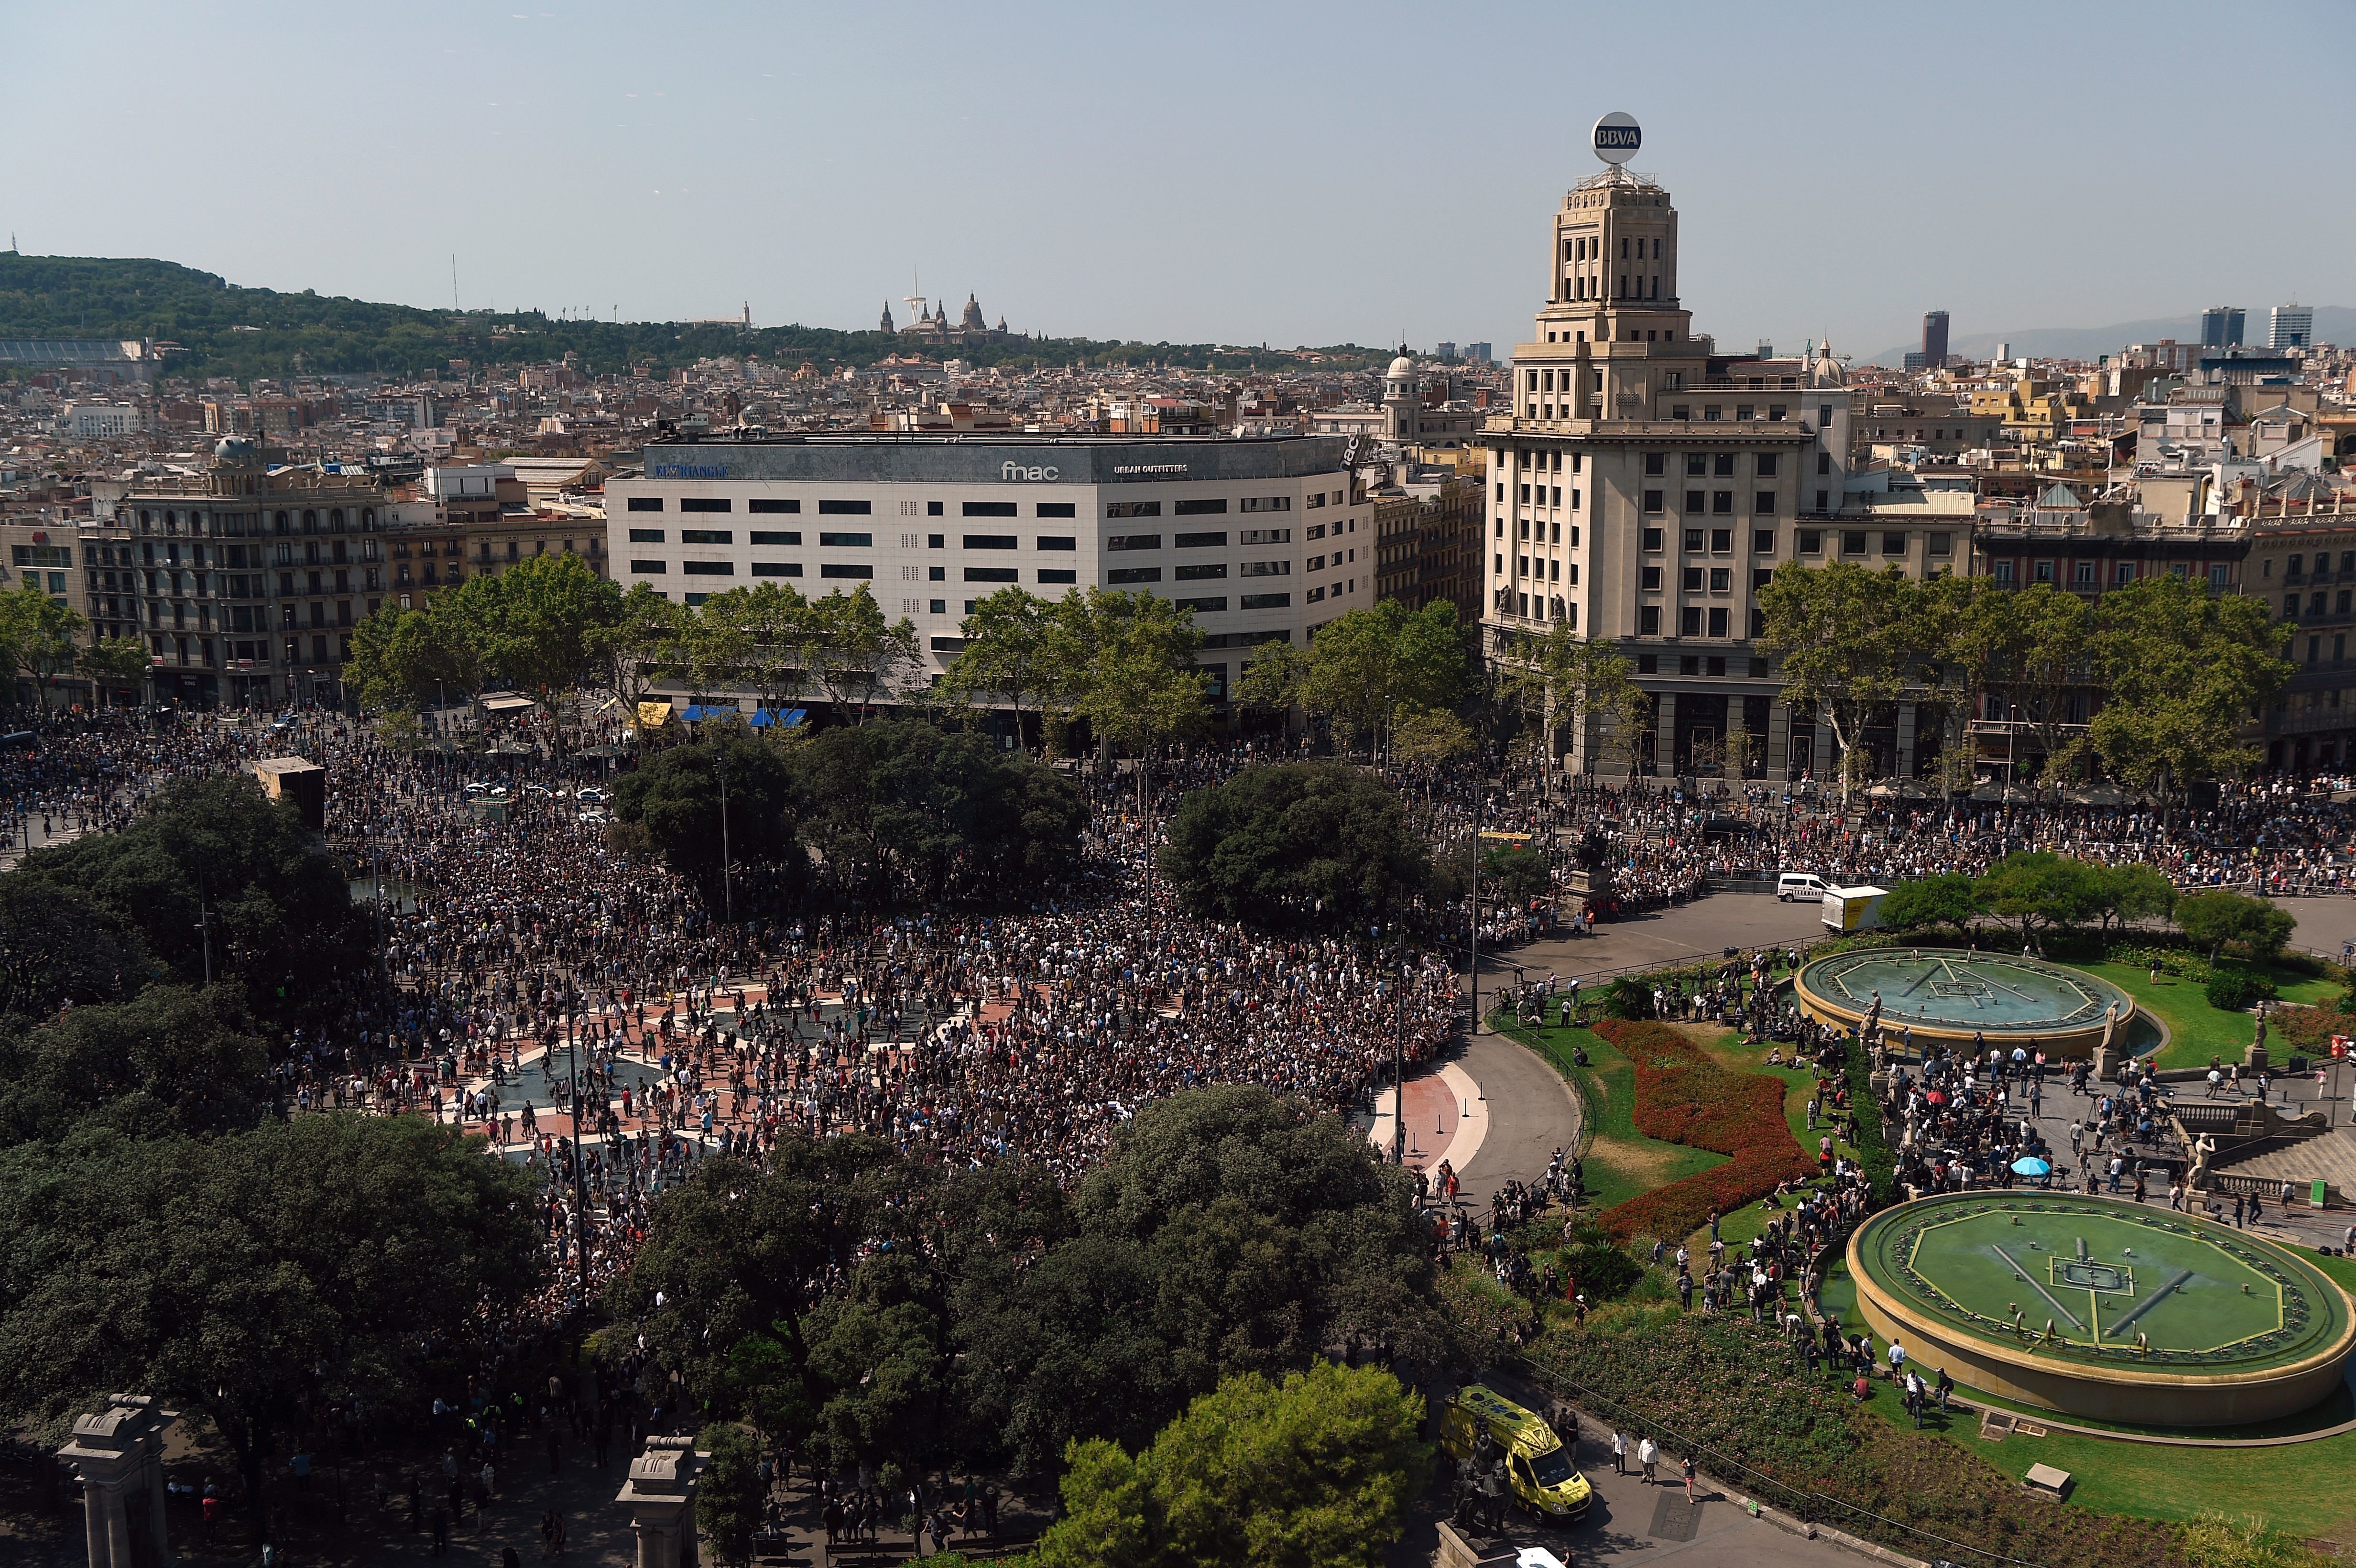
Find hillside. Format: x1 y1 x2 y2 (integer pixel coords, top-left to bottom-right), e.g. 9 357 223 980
0 253 1391 382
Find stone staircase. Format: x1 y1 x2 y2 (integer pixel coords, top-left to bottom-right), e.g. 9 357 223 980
2214 1131 2356 1205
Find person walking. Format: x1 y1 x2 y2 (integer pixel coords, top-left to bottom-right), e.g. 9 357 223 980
1638 1435 1659 1485
1612 1427 1628 1475
1681 1454 1698 1504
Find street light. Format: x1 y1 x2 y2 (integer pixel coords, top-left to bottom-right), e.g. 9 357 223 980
713 747 732 924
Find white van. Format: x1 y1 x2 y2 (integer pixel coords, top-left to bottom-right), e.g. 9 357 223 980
1777 872 1829 903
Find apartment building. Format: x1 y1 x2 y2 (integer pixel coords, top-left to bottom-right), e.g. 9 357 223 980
605 435 1374 707
1478 157 1855 778
115 439 390 708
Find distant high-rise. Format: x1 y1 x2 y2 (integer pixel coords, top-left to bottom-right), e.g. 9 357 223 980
2200 305 2245 348
1465 342 1492 364
2271 304 2314 350
1921 310 1950 367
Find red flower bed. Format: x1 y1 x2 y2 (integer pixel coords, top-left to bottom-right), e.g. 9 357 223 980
1590 1018 1818 1242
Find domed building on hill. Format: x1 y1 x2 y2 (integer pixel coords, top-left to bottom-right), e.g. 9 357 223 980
892 292 1028 349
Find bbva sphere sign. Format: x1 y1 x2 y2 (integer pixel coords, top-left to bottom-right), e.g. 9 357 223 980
1592 112 1640 165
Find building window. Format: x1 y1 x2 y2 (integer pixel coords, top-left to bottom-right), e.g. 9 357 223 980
1238 592 1290 609
1755 491 1776 516
962 501 1018 518
630 559 666 574
626 497 663 512
1107 567 1163 584
1642 566 1662 589
1708 608 1729 637
752 562 802 577
1710 568 1731 592
1754 530 1776 554
1175 531 1227 548
1680 607 1702 636
1638 606 1661 636
680 529 732 544
1710 529 1733 554
963 534 1019 549
1174 499 1229 516
819 563 874 578
1038 569 1077 585
680 498 731 513
1175 563 1228 580
1883 533 1907 556
1036 502 1078 519
1842 532 1867 556
749 498 800 514
964 566 1019 583
818 532 873 547
1107 534 1162 552
1238 497 1290 513
750 530 800 546
1643 529 1663 551
2074 561 2096 586
1712 491 1734 514
1107 501 1162 519
1644 490 1665 513
818 500 873 515
1645 453 1666 476
682 561 734 576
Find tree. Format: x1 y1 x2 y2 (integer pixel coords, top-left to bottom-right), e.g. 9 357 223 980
0 875 142 1023
76 636 150 709
1875 872 1984 933
30 774 371 1016
697 1423 767 1568
1035 1361 1430 1568
2092 863 2176 938
0 984 265 1146
787 720 1085 906
613 1137 936 1475
805 585 920 724
611 733 804 913
1159 763 1429 929
444 550 624 746
0 580 86 712
1054 588 1211 767
2174 889 2296 964
956 1087 1453 1478
1234 638 1309 721
2092 576 2291 806
941 587 1062 741
346 599 481 715
0 1116 543 1545
1968 583 2095 795
1757 562 1920 800
1481 843 1551 905
1973 852 2108 940
587 580 690 716
1291 600 1467 760
1494 621 1639 791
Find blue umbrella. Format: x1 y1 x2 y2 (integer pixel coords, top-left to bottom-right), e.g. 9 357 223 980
2012 1156 2052 1176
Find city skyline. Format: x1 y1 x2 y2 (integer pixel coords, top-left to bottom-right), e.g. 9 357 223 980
9 0 2353 359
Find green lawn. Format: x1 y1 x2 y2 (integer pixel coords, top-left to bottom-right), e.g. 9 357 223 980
1493 1016 1724 1214
1496 1015 1848 1252
1821 1253 2356 1535
2072 960 2339 1071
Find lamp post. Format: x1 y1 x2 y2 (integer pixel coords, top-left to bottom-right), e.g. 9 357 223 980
714 748 732 924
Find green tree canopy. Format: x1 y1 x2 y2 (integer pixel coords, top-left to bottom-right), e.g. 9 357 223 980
787 719 1085 906
0 1117 543 1540
611 732 804 912
1974 851 2109 939
1159 763 1430 929
0 985 264 1146
0 579 86 711
1756 561 1922 800
1036 1360 1430 1568
1291 600 1468 758
1876 872 1985 933
345 598 481 714
941 586 1063 737
2174 889 2296 963
0 875 144 1022
2092 575 2292 800
26 775 370 1018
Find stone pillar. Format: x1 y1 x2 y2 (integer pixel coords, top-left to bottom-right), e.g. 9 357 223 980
1896 700 1918 780
616 1435 709 1568
1652 690 1675 780
56 1394 177 1568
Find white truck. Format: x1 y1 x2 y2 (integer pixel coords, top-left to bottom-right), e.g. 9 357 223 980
1822 884 1889 933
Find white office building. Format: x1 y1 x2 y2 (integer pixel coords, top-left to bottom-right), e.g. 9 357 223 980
57 403 145 438
2270 304 2314 350
606 435 1374 705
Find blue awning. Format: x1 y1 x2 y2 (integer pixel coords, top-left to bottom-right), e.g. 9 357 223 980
747 708 807 728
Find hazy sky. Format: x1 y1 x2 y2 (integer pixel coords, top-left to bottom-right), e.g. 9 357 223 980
11 1 2352 358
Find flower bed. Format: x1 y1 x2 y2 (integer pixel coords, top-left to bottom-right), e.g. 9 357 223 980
1590 1018 1818 1242
1520 1315 2177 1568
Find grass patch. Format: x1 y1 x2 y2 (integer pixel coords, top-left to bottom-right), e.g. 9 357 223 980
1494 1017 1725 1214
1820 1255 2356 1535
2072 960 2338 1071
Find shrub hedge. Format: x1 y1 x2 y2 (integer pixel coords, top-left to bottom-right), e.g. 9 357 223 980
1589 1018 1816 1242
